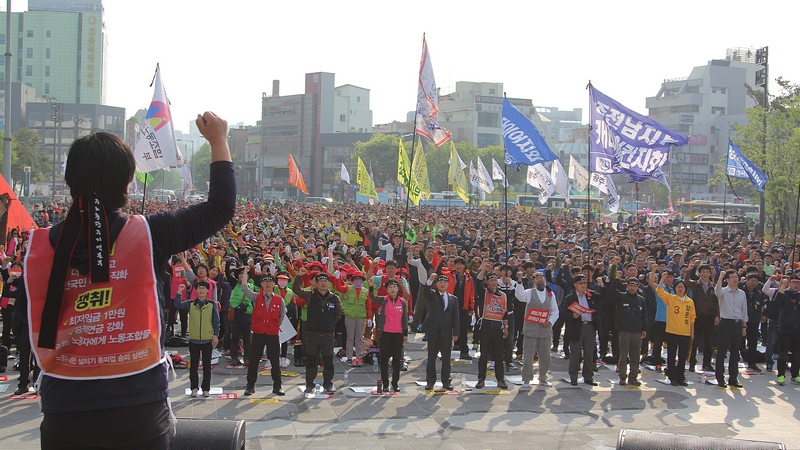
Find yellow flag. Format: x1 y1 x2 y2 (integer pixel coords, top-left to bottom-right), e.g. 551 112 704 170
412 140 431 200
397 140 421 205
356 157 378 199
448 141 470 203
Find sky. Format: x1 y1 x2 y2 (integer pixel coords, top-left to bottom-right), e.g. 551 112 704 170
87 0 800 134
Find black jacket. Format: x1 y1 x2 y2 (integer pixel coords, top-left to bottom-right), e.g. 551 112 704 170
292 277 342 334
421 284 461 337
775 290 800 335
562 289 601 342
616 292 647 333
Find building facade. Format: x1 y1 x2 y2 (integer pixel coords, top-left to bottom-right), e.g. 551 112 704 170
0 0 106 110
260 73 372 198
646 48 760 199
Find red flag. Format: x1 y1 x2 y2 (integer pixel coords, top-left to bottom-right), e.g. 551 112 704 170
288 153 309 195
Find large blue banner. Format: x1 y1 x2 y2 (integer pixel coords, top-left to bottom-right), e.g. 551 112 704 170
589 85 688 178
727 140 767 194
501 98 558 167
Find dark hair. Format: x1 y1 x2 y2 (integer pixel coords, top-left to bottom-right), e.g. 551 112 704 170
673 279 688 291
697 264 711 273
65 132 135 209
384 259 398 268
454 257 467 266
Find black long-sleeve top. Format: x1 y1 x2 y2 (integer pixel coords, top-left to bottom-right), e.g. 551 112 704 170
33 161 236 414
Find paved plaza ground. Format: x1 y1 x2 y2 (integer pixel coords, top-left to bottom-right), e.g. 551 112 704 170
1 333 798 449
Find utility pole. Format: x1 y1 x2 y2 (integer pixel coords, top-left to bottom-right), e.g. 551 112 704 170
755 46 768 237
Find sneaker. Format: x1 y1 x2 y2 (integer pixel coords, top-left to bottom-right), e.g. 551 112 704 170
273 388 286 396
497 382 509 390
520 381 532 389
325 385 336 395
424 384 434 391
539 381 553 387
202 391 210 398
488 361 495 369
459 354 473 361
392 384 400 393
346 358 353 365
12 386 29 396
280 357 290 368
777 375 785 386
443 384 454 391
190 389 199 398
792 376 800 385
304 385 315 394
244 386 255 396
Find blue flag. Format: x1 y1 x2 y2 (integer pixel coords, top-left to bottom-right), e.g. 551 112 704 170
501 98 557 167
727 140 767 194
589 85 688 178
626 167 671 192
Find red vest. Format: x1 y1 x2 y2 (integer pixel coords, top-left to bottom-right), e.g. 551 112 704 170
25 215 163 379
482 290 507 322
251 291 282 335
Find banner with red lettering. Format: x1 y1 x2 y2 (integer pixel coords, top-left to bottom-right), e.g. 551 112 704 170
524 308 550 324
568 301 596 315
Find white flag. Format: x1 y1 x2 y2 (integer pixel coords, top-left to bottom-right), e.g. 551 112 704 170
568 155 589 192
491 158 508 188
476 158 495 194
606 175 621 214
132 65 183 173
458 154 467 170
590 172 609 195
415 36 451 146
550 159 571 205
341 163 351 184
526 163 556 205
181 162 192 199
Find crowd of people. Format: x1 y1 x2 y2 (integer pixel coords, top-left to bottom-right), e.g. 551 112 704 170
13 194 800 396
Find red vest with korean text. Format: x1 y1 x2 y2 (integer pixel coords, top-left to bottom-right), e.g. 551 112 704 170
252 291 282 335
25 215 162 379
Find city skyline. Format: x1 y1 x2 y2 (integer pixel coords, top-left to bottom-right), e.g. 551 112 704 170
92 0 800 134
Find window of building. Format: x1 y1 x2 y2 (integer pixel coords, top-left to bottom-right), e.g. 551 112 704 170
709 165 715 174
710 126 717 134
45 83 49 94
477 133 500 148
478 112 499 128
27 30 33 37
712 87 727 94
0 58 3 66
711 106 726 115
0 73 4 83
45 66 50 76
710 146 715 153
0 34 5 44
26 48 33 58
25 65 32 76
339 114 346 122
356 96 360 102
686 86 700 93
47 30 51 38
46 48 50 59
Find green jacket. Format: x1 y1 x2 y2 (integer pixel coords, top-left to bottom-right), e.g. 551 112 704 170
340 285 369 319
230 280 255 314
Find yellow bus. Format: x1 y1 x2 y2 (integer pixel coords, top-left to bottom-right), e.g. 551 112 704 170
677 201 759 221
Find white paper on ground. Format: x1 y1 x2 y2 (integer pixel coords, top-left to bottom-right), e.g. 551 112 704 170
466 380 497 388
415 381 443 387
0 384 9 393
656 379 694 385
505 375 525 385
349 386 376 393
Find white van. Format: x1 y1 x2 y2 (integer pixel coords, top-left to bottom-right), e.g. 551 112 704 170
303 197 333 204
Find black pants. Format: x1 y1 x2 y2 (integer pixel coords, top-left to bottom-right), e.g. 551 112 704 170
478 327 505 382
1 306 12 348
514 300 526 354
503 313 515 364
188 341 212 392
411 285 428 330
777 331 800 378
41 400 170 450
220 311 232 350
380 332 404 387
458 309 471 355
599 310 618 359
552 315 569 356
666 332 690 383
426 329 454 385
230 310 251 363
651 321 667 364
168 303 188 337
744 321 761 366
305 332 334 389
716 319 742 383
13 321 38 390
247 333 281 389
689 316 715 368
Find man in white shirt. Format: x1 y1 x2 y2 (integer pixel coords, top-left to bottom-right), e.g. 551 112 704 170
714 270 748 388
516 271 559 387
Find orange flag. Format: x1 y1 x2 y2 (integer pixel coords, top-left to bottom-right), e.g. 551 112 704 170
288 153 309 195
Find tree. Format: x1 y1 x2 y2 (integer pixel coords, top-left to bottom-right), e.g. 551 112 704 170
191 142 211 189
353 133 399 189
12 128 49 189
719 77 800 236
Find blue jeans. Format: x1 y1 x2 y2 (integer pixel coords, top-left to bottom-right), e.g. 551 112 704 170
765 319 780 367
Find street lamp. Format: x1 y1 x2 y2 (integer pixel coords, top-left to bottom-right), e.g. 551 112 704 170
45 96 63 200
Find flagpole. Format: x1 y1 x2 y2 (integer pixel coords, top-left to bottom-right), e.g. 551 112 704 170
141 176 148 215
504 92 509 262
723 134 730 240
586 81 592 242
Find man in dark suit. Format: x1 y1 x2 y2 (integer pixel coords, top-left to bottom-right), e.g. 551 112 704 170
422 273 461 390
563 275 601 386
